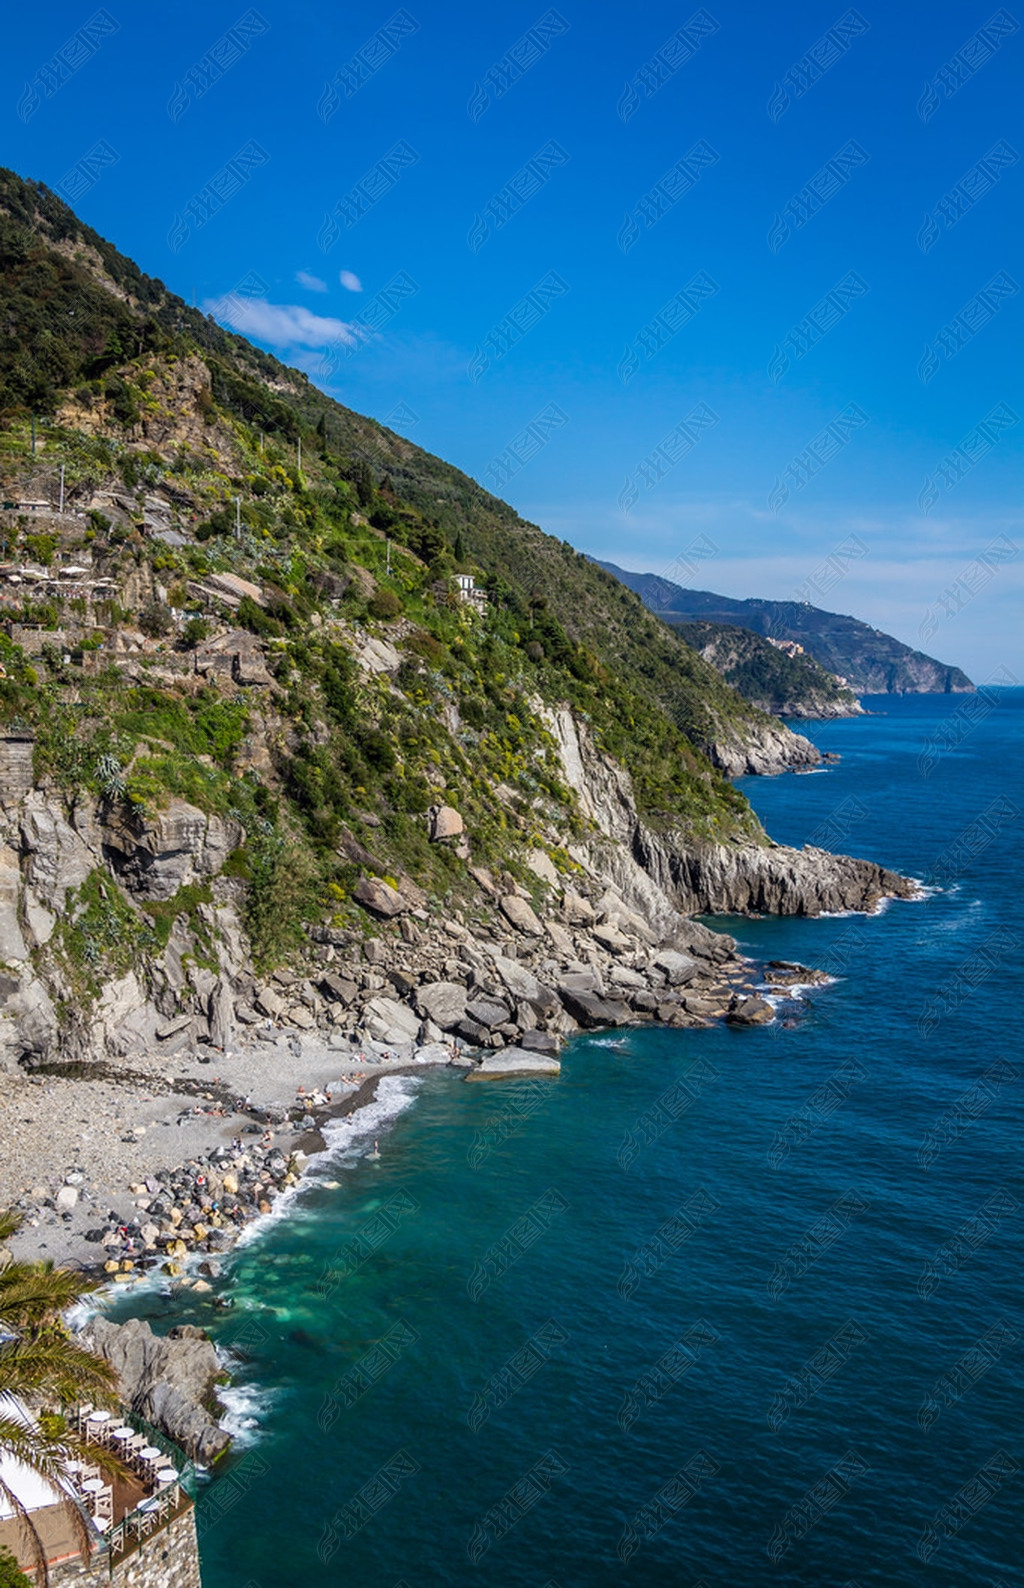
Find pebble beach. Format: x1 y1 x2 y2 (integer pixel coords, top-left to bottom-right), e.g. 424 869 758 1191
0 1028 451 1272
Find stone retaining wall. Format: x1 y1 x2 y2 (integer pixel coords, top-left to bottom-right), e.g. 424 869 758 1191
113 1508 202 1588
43 1506 202 1588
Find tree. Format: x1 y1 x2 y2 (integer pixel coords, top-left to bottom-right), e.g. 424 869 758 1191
351 460 374 508
367 589 402 621
0 1211 122 1584
0 1547 31 1588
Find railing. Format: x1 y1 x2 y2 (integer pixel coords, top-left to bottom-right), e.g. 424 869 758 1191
106 1483 191 1567
115 1408 197 1499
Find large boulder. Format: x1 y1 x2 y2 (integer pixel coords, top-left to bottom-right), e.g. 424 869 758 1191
558 987 632 1029
80 1316 230 1464
544 920 575 957
467 1047 561 1079
353 876 406 917
466 996 511 1030
726 995 775 1027
364 996 421 1045
558 968 605 998
255 985 283 1019
592 922 632 955
429 806 464 841
562 888 595 926
357 636 402 674
491 955 560 1018
499 895 544 936
415 981 467 1030
520 1029 561 1054
653 950 698 986
320 972 358 1005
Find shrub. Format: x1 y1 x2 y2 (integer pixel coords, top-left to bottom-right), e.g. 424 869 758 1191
138 600 173 638
237 595 283 637
0 1547 32 1588
23 533 56 566
181 617 210 648
367 588 402 621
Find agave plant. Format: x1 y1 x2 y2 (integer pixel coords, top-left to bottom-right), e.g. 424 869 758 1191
0 1212 122 1584
93 753 126 801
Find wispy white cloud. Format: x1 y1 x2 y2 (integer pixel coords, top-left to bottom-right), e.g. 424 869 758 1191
339 270 363 292
296 269 328 293
205 295 359 351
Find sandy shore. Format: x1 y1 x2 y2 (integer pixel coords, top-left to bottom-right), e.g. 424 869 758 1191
0 1029 447 1268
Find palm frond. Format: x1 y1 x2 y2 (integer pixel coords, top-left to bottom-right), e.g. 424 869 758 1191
0 1415 131 1489
0 1339 120 1406
0 1266 100 1330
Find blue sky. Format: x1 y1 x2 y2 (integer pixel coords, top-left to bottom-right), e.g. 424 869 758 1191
3 0 1021 678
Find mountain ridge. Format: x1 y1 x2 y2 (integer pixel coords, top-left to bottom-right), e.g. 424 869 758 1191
596 560 975 696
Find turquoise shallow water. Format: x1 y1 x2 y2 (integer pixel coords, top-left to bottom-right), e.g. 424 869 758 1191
114 691 1023 1587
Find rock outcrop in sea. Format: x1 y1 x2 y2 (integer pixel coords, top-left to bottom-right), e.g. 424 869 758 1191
81 1316 230 1464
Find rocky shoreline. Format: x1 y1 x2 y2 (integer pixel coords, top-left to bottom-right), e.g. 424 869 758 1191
2 809 918 1278
1 910 837 1277
0 903 869 1466
45 941 843 1470
0 670 921 1472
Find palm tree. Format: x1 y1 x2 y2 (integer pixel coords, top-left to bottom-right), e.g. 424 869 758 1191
0 1211 122 1583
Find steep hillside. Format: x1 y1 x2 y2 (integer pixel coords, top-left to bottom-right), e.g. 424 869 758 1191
597 561 974 695
646 618 861 719
0 167 817 782
0 167 914 1077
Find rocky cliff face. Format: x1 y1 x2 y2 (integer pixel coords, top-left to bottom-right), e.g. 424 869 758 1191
0 788 249 1074
0 693 914 1077
542 706 915 921
81 1315 230 1464
632 831 916 916
704 718 821 776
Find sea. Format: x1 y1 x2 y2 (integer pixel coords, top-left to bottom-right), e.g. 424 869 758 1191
110 689 1024 1588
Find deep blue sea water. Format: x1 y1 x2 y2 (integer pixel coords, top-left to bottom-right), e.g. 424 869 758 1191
114 691 1023 1587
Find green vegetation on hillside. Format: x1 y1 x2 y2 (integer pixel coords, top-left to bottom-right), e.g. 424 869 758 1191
668 619 859 717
